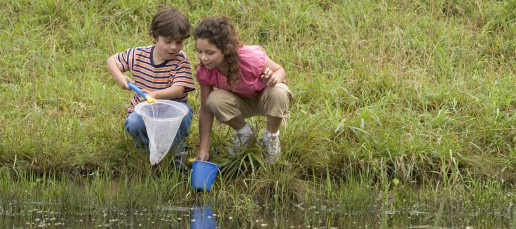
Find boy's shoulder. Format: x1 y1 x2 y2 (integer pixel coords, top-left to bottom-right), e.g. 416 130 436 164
176 51 189 62
120 46 153 57
132 46 154 54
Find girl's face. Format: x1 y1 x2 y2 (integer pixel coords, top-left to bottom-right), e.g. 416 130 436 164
152 35 184 62
195 38 224 69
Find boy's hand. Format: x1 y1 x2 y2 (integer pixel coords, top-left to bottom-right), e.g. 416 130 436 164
117 76 134 90
137 89 156 102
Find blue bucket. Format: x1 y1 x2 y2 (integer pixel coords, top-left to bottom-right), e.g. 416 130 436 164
191 161 221 191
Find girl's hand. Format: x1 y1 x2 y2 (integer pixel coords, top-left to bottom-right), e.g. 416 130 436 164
260 68 280 86
197 150 210 161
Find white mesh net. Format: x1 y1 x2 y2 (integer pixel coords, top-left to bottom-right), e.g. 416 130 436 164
134 100 188 165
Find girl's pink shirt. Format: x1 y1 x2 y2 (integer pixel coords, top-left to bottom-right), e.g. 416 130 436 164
196 45 268 97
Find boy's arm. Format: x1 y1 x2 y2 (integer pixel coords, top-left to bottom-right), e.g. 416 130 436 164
147 85 186 100
107 55 133 90
146 58 195 100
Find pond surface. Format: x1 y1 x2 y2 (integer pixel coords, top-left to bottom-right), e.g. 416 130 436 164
1 201 514 228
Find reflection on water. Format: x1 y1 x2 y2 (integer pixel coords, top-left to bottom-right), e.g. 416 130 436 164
0 200 514 228
190 205 216 229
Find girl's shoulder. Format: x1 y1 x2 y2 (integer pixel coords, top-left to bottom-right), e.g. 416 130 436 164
196 64 209 75
238 45 266 57
238 45 268 75
195 64 216 85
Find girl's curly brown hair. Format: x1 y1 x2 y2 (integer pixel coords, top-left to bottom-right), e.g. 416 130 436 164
194 16 242 87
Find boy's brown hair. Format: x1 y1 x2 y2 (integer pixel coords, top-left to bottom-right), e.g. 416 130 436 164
150 6 190 41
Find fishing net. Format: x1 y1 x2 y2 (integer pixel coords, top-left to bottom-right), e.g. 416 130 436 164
135 100 188 165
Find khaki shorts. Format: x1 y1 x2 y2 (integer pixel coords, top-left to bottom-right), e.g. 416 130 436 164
206 83 292 122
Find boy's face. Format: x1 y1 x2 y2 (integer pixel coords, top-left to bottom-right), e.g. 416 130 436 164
195 38 224 69
152 35 184 61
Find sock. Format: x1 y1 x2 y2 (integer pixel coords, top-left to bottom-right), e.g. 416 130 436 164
236 123 252 134
266 130 279 138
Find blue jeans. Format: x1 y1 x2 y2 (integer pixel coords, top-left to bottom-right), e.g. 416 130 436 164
124 102 193 155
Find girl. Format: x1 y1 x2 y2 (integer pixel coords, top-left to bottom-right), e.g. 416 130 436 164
194 16 291 164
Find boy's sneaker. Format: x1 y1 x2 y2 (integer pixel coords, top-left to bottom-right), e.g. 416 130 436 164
263 131 281 164
229 126 255 156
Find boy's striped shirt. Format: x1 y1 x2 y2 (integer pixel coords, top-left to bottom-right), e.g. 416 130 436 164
114 46 195 114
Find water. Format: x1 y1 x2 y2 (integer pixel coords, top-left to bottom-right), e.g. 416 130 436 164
1 201 514 228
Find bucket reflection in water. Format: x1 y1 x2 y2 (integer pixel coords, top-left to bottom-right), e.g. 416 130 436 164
190 205 216 229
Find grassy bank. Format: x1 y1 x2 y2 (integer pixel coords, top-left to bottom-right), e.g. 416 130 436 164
1 0 515 207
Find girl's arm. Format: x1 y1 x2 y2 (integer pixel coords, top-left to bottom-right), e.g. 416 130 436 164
198 84 215 161
260 57 286 86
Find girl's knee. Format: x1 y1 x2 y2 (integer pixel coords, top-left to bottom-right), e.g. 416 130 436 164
270 87 289 99
206 89 234 110
264 84 291 103
205 94 218 110
261 84 290 117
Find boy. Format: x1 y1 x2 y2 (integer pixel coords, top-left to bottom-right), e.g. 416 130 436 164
106 7 194 167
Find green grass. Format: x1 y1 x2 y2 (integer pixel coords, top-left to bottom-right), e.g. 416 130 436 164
1 0 515 215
